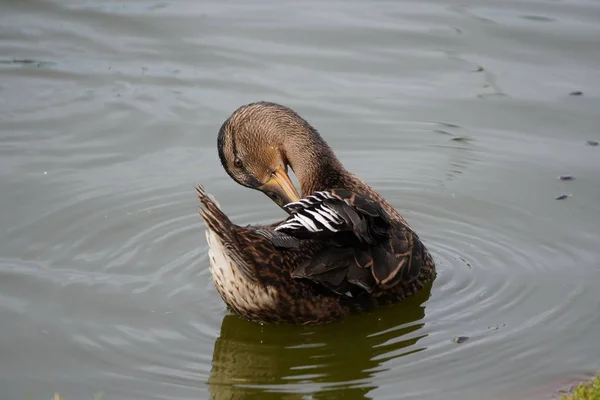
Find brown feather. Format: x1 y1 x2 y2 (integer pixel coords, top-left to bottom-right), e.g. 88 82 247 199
197 102 437 324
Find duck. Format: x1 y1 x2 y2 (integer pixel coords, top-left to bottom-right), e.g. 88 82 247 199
197 102 436 324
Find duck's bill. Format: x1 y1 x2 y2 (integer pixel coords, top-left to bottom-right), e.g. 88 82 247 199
260 167 301 207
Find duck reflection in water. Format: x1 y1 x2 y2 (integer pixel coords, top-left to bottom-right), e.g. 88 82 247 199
207 281 432 400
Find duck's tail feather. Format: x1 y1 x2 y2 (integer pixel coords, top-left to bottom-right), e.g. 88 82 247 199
196 185 258 283
196 185 233 234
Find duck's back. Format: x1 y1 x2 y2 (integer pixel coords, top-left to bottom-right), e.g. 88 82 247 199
198 184 436 324
272 186 436 306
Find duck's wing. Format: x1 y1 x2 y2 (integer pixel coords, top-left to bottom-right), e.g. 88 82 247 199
275 189 387 243
273 189 426 295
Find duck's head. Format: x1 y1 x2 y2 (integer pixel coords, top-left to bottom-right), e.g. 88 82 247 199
217 102 345 208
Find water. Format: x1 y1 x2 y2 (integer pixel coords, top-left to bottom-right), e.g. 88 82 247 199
1 0 599 399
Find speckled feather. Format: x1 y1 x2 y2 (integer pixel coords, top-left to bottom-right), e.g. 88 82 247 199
197 184 436 324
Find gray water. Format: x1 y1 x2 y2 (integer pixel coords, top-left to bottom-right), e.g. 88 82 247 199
1 1 599 399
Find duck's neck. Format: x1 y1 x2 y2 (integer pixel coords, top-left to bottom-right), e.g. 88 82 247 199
282 130 348 196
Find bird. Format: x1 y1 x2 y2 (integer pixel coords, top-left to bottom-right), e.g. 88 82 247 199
197 101 436 324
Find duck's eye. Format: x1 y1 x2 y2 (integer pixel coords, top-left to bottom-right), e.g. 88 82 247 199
234 157 243 168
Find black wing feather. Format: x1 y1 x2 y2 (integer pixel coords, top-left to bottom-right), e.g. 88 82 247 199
269 189 420 295
254 229 300 248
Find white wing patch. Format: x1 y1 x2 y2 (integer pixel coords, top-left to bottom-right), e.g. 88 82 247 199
275 191 345 234
284 191 335 210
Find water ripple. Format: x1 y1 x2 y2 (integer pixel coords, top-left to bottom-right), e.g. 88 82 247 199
2 0 600 399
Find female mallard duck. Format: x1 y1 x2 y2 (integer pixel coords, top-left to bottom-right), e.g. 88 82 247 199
198 102 436 324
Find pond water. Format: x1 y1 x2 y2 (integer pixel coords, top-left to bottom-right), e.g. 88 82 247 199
1 1 599 399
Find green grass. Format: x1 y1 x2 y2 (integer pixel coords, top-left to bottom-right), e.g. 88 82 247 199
52 393 104 400
561 374 600 400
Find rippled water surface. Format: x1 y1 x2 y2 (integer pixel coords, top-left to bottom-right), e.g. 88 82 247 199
1 0 600 399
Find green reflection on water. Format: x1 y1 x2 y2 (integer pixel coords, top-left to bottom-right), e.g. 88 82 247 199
208 282 433 400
